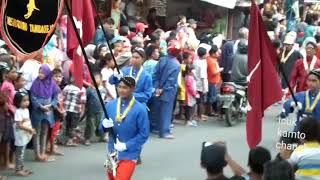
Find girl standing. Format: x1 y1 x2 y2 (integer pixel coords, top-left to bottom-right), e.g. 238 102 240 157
30 64 59 161
184 64 199 126
0 61 17 169
13 91 36 176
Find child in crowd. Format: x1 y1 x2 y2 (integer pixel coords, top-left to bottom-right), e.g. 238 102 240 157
0 61 17 169
49 68 64 156
0 92 11 171
194 47 209 121
13 91 36 176
30 64 59 162
176 53 189 120
63 76 86 147
84 73 103 145
184 64 199 126
14 73 27 92
101 53 117 103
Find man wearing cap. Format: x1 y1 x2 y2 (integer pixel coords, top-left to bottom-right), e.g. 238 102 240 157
201 142 229 180
135 22 148 38
110 47 153 107
101 76 149 180
151 40 180 139
283 68 320 130
111 36 132 69
279 32 302 93
290 41 320 93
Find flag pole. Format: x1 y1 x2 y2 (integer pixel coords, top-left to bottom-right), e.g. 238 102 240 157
278 61 299 106
65 0 116 140
90 0 121 74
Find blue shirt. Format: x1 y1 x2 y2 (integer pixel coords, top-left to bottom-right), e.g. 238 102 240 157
105 98 150 160
109 66 153 105
284 91 320 130
153 55 180 102
94 28 105 45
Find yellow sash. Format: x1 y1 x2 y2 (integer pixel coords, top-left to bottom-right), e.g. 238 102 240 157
305 91 320 113
130 66 143 83
116 97 135 122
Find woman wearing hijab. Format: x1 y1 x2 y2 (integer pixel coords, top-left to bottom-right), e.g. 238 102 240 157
220 41 235 82
30 64 60 161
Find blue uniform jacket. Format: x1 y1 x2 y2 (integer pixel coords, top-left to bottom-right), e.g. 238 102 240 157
104 98 150 160
153 55 180 102
284 91 320 130
109 66 153 105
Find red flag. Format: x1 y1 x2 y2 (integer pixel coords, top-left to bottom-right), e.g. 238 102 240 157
67 0 96 88
246 0 282 148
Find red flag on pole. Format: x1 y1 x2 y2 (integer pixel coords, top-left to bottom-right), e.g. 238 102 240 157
246 0 282 148
67 0 96 88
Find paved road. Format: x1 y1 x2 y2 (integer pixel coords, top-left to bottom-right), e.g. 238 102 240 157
2 105 290 180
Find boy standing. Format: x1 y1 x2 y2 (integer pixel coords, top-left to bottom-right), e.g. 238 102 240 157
63 76 86 146
206 45 223 116
194 47 209 121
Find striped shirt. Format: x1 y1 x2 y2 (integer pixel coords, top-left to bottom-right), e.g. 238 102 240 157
63 85 86 113
288 142 320 180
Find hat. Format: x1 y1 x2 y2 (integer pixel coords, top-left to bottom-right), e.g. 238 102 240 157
111 36 126 44
309 68 320 78
136 22 148 32
120 76 136 87
187 19 197 25
283 32 296 45
132 47 146 59
201 143 227 169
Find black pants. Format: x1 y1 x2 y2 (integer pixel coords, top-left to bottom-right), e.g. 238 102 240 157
185 106 194 121
65 112 80 139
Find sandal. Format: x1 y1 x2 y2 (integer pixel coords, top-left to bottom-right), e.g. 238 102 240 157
65 140 79 147
15 170 30 176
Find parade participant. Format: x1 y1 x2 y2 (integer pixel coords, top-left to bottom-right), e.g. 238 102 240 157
101 76 149 180
290 41 320 93
151 40 180 139
30 64 60 161
278 32 302 95
143 45 160 76
110 47 153 107
283 69 320 130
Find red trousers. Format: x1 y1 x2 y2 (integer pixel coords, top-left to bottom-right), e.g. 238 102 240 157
107 160 136 180
50 121 61 143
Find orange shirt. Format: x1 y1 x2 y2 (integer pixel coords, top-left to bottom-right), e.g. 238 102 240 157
207 56 221 84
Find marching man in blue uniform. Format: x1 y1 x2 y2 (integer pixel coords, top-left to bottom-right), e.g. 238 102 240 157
283 68 320 130
109 47 153 107
101 76 149 180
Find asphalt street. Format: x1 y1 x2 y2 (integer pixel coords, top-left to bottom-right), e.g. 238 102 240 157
2 105 292 180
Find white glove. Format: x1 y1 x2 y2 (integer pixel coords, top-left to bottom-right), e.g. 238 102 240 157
290 101 303 111
114 71 123 81
114 138 127 152
102 118 114 128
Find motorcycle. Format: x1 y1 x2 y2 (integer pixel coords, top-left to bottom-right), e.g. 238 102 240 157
218 82 247 127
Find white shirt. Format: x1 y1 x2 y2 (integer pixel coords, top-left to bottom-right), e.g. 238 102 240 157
19 60 41 90
14 108 33 146
194 59 208 93
101 67 117 102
